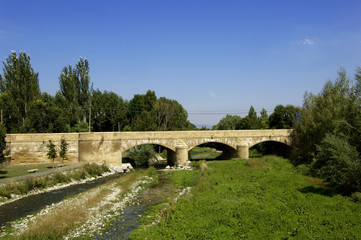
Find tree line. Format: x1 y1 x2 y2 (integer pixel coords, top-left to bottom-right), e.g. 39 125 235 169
0 51 195 134
212 105 300 130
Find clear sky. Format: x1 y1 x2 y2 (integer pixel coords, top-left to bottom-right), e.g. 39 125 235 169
0 0 361 126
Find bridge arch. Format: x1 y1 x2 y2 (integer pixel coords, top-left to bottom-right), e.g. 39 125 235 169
189 141 238 160
248 136 292 148
121 140 176 153
186 138 237 152
249 140 292 158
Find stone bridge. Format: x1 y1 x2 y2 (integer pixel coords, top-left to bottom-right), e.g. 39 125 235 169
6 129 294 166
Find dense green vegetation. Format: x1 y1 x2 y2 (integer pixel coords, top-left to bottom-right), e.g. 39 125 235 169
0 51 195 134
130 157 361 239
297 67 361 193
127 144 157 166
213 105 300 130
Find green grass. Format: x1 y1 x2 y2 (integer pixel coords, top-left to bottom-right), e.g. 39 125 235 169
170 169 200 189
189 147 221 160
0 163 58 179
129 156 361 239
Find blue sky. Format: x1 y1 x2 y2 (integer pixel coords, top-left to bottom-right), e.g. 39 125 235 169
0 0 361 126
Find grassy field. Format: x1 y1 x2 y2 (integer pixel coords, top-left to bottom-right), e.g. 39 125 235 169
130 156 361 239
0 163 59 179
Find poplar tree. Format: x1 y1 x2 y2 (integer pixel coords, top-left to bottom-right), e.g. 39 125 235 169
58 57 92 127
0 51 40 132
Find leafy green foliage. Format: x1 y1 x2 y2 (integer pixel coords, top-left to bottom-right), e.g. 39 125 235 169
213 114 242 130
296 67 361 193
316 134 361 193
58 57 91 126
59 138 68 162
269 104 300 129
0 51 195 133
46 140 57 163
130 157 361 239
128 144 156 166
297 68 361 156
0 51 41 133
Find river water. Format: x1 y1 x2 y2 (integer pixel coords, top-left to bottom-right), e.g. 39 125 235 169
0 173 122 229
93 171 178 239
0 170 178 239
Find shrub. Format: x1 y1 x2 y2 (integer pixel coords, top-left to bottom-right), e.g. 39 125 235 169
83 163 109 177
316 134 361 193
128 145 156 166
51 172 71 185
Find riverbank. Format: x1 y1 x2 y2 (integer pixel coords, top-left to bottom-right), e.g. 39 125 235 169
0 163 117 206
0 168 158 239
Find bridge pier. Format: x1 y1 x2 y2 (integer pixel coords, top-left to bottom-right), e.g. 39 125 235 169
166 146 188 166
175 144 188 166
237 141 249 159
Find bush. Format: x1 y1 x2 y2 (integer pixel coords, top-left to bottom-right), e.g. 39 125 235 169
316 134 361 193
52 172 71 184
128 145 156 166
83 163 109 177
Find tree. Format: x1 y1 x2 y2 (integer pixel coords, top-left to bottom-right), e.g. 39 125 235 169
127 90 157 131
269 105 300 129
0 51 41 132
297 67 361 193
58 57 92 127
154 97 193 131
213 114 242 130
260 108 269 129
0 123 7 164
297 68 356 155
245 106 260 129
59 138 68 163
26 97 67 133
46 140 57 164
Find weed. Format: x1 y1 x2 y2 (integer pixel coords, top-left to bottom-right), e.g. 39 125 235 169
170 170 199 189
129 157 361 239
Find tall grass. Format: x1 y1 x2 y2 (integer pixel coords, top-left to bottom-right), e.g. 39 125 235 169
130 156 361 239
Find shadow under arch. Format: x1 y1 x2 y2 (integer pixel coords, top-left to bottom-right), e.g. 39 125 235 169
189 142 238 161
122 143 176 167
249 140 292 158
